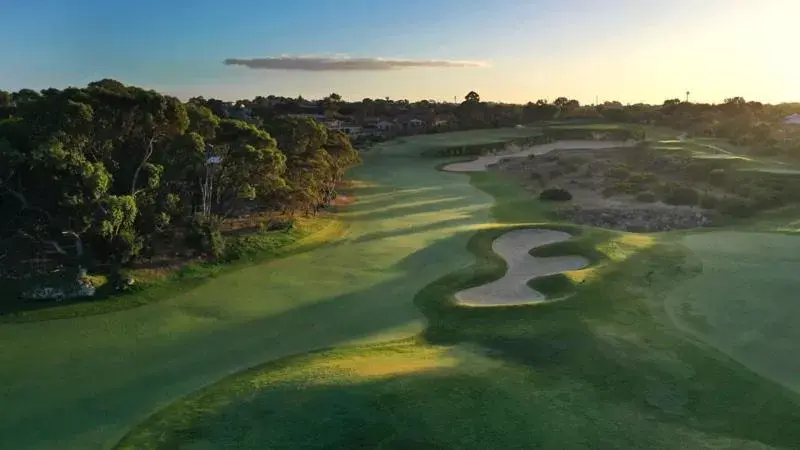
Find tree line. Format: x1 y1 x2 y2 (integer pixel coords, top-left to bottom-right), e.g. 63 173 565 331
209 91 800 154
0 80 359 284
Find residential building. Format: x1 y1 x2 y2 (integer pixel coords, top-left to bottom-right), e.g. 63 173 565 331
286 113 326 121
784 114 800 126
407 118 425 128
376 120 396 131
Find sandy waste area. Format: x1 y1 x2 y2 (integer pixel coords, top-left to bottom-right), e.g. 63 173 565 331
442 140 635 172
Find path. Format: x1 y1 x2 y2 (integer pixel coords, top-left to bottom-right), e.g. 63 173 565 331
0 144 495 449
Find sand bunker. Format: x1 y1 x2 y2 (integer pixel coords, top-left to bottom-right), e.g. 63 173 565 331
442 140 635 172
456 229 589 307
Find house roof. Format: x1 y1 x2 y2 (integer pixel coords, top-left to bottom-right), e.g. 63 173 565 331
784 113 800 125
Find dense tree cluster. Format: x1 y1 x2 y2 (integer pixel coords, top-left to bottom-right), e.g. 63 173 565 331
0 80 359 280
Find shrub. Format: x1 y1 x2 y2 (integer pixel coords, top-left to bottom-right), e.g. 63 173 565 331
185 214 226 259
708 168 727 187
607 164 631 180
615 182 640 194
655 181 679 196
539 187 573 201
636 191 657 203
603 182 640 197
686 161 713 182
628 172 658 185
663 187 699 206
731 182 754 198
700 195 718 209
718 198 755 218
751 189 784 210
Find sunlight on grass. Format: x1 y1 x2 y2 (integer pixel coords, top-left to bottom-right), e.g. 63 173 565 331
310 346 458 381
345 196 466 218
598 233 655 262
564 267 598 284
775 221 800 234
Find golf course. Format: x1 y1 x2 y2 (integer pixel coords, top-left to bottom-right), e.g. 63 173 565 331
3 128 800 449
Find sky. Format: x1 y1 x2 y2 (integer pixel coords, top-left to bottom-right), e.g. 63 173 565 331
1 0 798 105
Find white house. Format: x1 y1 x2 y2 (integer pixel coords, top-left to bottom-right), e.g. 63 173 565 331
338 125 363 137
376 120 396 131
322 119 344 129
407 118 425 128
784 114 800 126
287 113 326 121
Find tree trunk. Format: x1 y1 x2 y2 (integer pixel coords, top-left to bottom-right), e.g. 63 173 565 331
131 136 156 196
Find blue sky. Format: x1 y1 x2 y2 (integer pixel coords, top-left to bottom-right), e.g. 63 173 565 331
1 0 797 104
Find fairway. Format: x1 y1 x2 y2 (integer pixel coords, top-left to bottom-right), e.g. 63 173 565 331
0 131 506 449
5 128 800 450
116 132 800 449
665 232 800 395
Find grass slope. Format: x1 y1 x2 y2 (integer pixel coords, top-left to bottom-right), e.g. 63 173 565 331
117 138 800 449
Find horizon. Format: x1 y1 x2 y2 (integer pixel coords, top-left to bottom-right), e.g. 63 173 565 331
1 0 798 105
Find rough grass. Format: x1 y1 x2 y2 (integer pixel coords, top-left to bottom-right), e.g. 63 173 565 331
116 137 800 449
0 216 344 323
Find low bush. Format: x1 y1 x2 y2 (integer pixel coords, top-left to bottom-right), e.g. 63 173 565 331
751 189 784 210
718 198 755 217
539 187 573 201
708 168 727 187
185 214 226 259
636 191 657 203
628 172 658 184
616 182 641 194
603 182 641 197
663 187 700 206
699 195 718 209
606 164 631 180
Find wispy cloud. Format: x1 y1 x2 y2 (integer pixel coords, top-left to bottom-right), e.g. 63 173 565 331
223 56 488 71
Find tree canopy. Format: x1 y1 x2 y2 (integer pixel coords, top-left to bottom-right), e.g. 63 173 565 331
0 80 360 280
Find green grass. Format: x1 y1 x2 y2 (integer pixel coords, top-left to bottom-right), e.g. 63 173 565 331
665 232 800 394
7 126 800 450
0 216 344 323
0 128 510 450
116 132 800 449
526 273 576 297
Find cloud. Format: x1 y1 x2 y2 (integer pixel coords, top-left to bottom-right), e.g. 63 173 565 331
223 56 488 71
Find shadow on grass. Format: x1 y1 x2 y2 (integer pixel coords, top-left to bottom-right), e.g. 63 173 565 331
412 226 800 449
345 196 469 223
115 163 800 449
0 219 347 324
10 230 484 449
116 228 800 449
348 217 478 246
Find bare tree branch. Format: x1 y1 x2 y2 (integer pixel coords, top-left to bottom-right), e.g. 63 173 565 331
131 136 156 197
